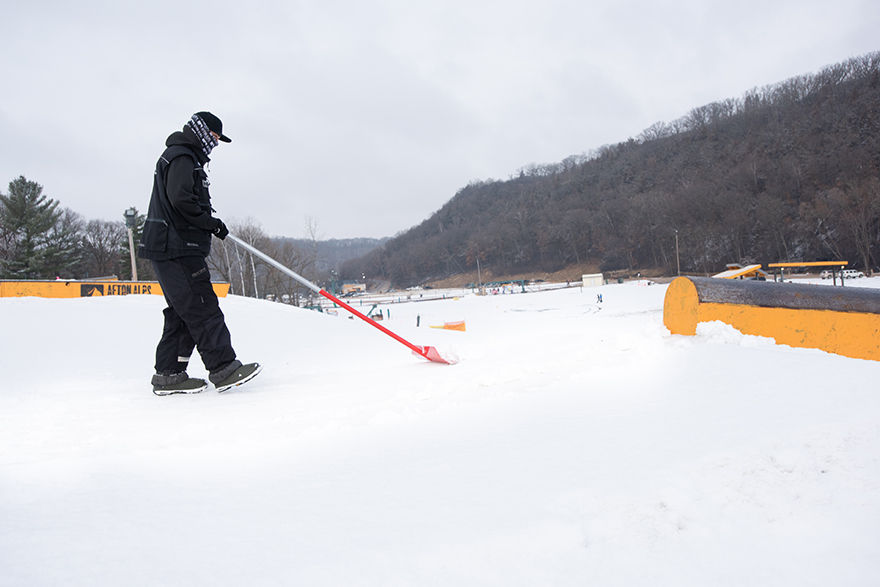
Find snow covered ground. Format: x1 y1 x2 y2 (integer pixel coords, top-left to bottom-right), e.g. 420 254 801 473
2 278 879 586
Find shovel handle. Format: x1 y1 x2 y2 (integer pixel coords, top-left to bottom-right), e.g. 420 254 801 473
226 234 449 363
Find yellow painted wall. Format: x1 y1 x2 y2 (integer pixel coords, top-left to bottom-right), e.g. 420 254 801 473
663 276 880 362
0 281 230 298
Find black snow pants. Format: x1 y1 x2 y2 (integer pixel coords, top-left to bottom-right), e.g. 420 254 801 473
151 255 236 375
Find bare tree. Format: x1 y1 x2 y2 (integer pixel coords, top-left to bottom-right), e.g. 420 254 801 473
207 218 268 297
81 219 126 277
833 178 880 272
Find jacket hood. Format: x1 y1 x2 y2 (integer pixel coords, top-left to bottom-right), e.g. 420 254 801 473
165 127 210 163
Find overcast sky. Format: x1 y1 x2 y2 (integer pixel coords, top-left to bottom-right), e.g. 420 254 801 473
2 0 878 239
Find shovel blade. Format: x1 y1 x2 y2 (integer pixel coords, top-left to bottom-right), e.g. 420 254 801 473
414 345 458 364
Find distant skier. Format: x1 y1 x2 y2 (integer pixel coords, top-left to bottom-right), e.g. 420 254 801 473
138 112 260 395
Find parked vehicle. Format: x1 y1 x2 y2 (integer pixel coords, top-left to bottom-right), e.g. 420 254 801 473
842 269 865 278
820 270 833 279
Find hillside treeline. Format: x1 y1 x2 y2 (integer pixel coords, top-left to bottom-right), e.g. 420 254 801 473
207 228 385 302
275 236 388 274
342 52 880 286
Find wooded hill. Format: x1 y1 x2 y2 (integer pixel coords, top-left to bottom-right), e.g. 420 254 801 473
273 237 388 274
341 52 880 287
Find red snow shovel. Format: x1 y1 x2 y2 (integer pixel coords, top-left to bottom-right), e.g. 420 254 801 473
227 234 455 364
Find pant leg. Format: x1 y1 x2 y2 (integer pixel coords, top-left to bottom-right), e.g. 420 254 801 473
152 256 237 373
173 313 197 372
154 303 196 374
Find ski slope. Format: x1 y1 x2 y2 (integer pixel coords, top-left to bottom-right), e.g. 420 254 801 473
2 279 879 586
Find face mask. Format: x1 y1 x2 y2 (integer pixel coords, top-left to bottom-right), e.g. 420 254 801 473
187 114 219 157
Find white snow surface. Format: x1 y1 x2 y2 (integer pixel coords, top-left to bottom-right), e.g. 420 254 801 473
2 279 880 586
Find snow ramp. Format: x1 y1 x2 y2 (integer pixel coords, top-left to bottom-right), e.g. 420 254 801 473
663 276 880 361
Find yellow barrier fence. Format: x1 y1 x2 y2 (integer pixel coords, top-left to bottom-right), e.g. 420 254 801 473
0 280 230 298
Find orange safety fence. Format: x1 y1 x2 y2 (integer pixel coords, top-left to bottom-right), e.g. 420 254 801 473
430 320 467 332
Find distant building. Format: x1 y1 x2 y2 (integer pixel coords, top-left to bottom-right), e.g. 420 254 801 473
342 282 366 294
582 273 604 287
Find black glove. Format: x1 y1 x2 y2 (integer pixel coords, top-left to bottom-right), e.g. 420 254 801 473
212 218 229 240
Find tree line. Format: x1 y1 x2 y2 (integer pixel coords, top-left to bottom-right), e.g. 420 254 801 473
0 176 140 280
205 229 384 303
0 176 381 304
0 176 318 301
341 52 880 286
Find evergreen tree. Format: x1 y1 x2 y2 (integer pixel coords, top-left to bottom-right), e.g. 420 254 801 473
43 209 86 278
0 176 62 278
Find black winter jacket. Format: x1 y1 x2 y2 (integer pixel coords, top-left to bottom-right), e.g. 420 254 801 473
138 128 221 260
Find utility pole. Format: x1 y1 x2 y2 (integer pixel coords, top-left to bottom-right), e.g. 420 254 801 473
674 229 681 276
123 207 138 281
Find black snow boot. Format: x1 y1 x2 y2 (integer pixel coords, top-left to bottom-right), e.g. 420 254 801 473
209 360 262 392
151 372 208 396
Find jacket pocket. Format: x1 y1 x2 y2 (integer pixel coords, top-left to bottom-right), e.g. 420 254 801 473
141 218 168 253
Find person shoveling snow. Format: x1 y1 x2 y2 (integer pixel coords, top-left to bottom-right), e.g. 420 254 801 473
138 111 260 395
